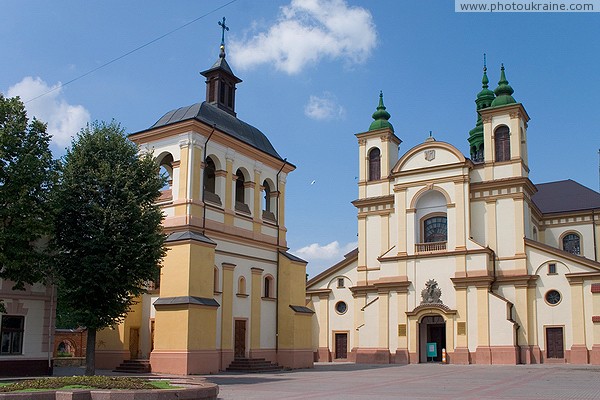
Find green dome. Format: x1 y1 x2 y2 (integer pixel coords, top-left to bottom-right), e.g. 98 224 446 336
468 60 494 163
369 91 394 132
491 64 516 107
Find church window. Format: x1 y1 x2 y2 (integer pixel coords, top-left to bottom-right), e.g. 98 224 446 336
208 80 216 102
264 275 274 298
235 169 245 204
335 301 348 315
368 147 381 181
337 278 345 288
548 263 557 275
423 215 447 243
157 153 174 191
219 81 226 104
263 181 271 212
494 126 510 162
1 316 24 355
532 226 538 241
227 85 233 108
204 157 216 194
562 233 581 255
545 290 561 306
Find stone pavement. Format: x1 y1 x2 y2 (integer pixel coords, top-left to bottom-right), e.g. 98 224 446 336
204 362 600 400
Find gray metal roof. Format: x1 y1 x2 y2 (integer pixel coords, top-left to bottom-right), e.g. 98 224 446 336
150 101 283 161
532 179 600 214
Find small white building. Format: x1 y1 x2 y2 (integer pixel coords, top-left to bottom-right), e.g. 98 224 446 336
307 66 600 365
0 279 55 376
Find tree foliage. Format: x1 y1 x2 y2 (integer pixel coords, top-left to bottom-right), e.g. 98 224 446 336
0 94 57 291
53 121 165 374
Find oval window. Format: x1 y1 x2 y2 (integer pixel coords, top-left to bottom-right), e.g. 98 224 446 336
335 301 348 315
545 290 561 306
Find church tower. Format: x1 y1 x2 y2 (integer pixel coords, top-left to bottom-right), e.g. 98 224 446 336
478 65 530 180
356 92 401 199
468 59 495 162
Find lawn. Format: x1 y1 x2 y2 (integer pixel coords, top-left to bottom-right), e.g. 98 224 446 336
0 376 180 392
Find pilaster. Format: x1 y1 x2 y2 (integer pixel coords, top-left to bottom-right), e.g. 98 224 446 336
250 267 263 350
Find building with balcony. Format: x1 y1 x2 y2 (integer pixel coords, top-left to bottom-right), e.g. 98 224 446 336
306 65 600 365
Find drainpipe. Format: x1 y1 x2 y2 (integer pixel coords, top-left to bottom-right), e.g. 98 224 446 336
201 125 216 235
593 209 598 262
275 158 287 353
48 281 55 374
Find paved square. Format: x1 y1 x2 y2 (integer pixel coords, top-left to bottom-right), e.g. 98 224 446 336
205 363 600 400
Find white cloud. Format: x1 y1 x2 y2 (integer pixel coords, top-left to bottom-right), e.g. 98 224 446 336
304 92 345 120
295 240 357 278
7 76 90 148
230 0 377 74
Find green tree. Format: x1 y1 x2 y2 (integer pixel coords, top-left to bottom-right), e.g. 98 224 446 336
0 94 57 299
53 121 165 375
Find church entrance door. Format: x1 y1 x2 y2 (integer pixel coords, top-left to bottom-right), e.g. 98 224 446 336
234 320 246 359
546 327 564 359
419 315 446 362
334 333 348 359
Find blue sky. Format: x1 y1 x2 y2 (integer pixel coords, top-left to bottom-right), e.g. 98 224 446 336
2 1 599 277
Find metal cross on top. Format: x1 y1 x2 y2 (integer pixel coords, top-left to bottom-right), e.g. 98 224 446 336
218 17 229 45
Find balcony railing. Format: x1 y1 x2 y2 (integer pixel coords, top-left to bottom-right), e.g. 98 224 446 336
415 241 447 253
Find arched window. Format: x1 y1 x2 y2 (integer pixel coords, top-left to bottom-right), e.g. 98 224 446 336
158 153 174 191
494 126 510 162
263 180 271 212
532 227 538 241
423 215 447 243
238 276 246 295
204 157 216 194
264 275 274 298
562 233 581 255
368 148 381 181
235 169 245 204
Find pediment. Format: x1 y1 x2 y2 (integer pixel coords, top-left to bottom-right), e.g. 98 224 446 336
392 141 468 174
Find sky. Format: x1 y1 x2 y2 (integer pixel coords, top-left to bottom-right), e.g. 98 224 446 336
2 1 599 278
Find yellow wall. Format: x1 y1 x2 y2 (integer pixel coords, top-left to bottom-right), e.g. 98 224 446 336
278 255 312 350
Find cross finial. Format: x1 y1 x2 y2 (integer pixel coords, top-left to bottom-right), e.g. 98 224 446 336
218 17 229 46
483 53 487 71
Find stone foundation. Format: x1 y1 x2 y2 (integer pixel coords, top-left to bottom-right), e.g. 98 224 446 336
150 350 220 375
394 349 410 364
475 346 492 364
316 347 331 362
490 346 519 364
590 345 600 365
277 348 314 369
451 347 470 364
354 348 391 364
95 350 129 370
570 345 589 364
249 349 277 364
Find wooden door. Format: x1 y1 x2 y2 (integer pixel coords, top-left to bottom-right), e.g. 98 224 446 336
335 333 347 359
546 327 564 358
234 320 246 359
129 328 139 359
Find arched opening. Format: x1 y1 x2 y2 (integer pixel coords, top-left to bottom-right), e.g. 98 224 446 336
562 232 581 255
419 315 446 363
238 276 246 295
415 190 448 252
368 147 381 181
235 169 245 204
157 153 174 191
204 157 216 194
263 275 274 298
262 180 276 222
494 125 510 162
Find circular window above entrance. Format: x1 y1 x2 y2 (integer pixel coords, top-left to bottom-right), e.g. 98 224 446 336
545 290 561 306
335 301 348 315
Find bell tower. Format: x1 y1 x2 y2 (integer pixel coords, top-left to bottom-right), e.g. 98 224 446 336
478 64 530 180
200 17 242 116
468 56 495 163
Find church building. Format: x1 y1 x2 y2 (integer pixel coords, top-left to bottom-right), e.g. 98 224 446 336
95 21 313 374
306 64 600 365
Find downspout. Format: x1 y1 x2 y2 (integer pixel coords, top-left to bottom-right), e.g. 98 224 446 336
275 158 287 354
201 125 216 235
593 209 598 262
48 281 55 374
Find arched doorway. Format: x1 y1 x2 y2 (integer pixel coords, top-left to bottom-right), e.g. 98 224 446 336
419 315 446 362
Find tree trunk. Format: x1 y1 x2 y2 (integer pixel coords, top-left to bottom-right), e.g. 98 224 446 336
85 328 96 376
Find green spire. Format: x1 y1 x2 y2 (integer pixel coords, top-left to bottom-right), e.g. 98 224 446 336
369 91 394 132
469 57 495 162
491 63 516 107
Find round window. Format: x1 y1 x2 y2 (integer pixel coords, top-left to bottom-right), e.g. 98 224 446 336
545 290 561 306
335 301 348 315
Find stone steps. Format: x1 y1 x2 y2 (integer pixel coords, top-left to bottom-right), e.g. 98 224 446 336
226 357 283 373
113 359 151 373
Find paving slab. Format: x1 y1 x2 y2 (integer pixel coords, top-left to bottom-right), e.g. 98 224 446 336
204 363 600 400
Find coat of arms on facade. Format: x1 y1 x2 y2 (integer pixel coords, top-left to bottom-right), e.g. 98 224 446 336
424 149 435 161
420 279 442 304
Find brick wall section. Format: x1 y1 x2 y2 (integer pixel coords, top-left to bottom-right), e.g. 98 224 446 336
54 328 87 357
591 283 600 293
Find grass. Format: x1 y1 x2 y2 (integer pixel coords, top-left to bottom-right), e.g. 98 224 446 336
0 376 180 393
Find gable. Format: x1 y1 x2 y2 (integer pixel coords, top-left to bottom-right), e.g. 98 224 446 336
392 141 468 174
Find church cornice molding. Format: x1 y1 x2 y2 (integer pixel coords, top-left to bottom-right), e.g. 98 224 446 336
380 247 493 262
393 174 470 192
493 274 538 287
355 128 402 145
525 238 600 271
566 271 600 283
470 176 537 196
406 303 457 317
451 275 494 288
478 102 530 123
352 195 394 208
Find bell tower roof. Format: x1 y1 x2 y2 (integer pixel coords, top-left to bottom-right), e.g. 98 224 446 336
469 56 496 161
490 64 516 107
200 17 242 116
368 91 394 132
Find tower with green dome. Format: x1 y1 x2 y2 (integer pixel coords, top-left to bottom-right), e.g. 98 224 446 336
468 59 495 162
369 91 394 132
